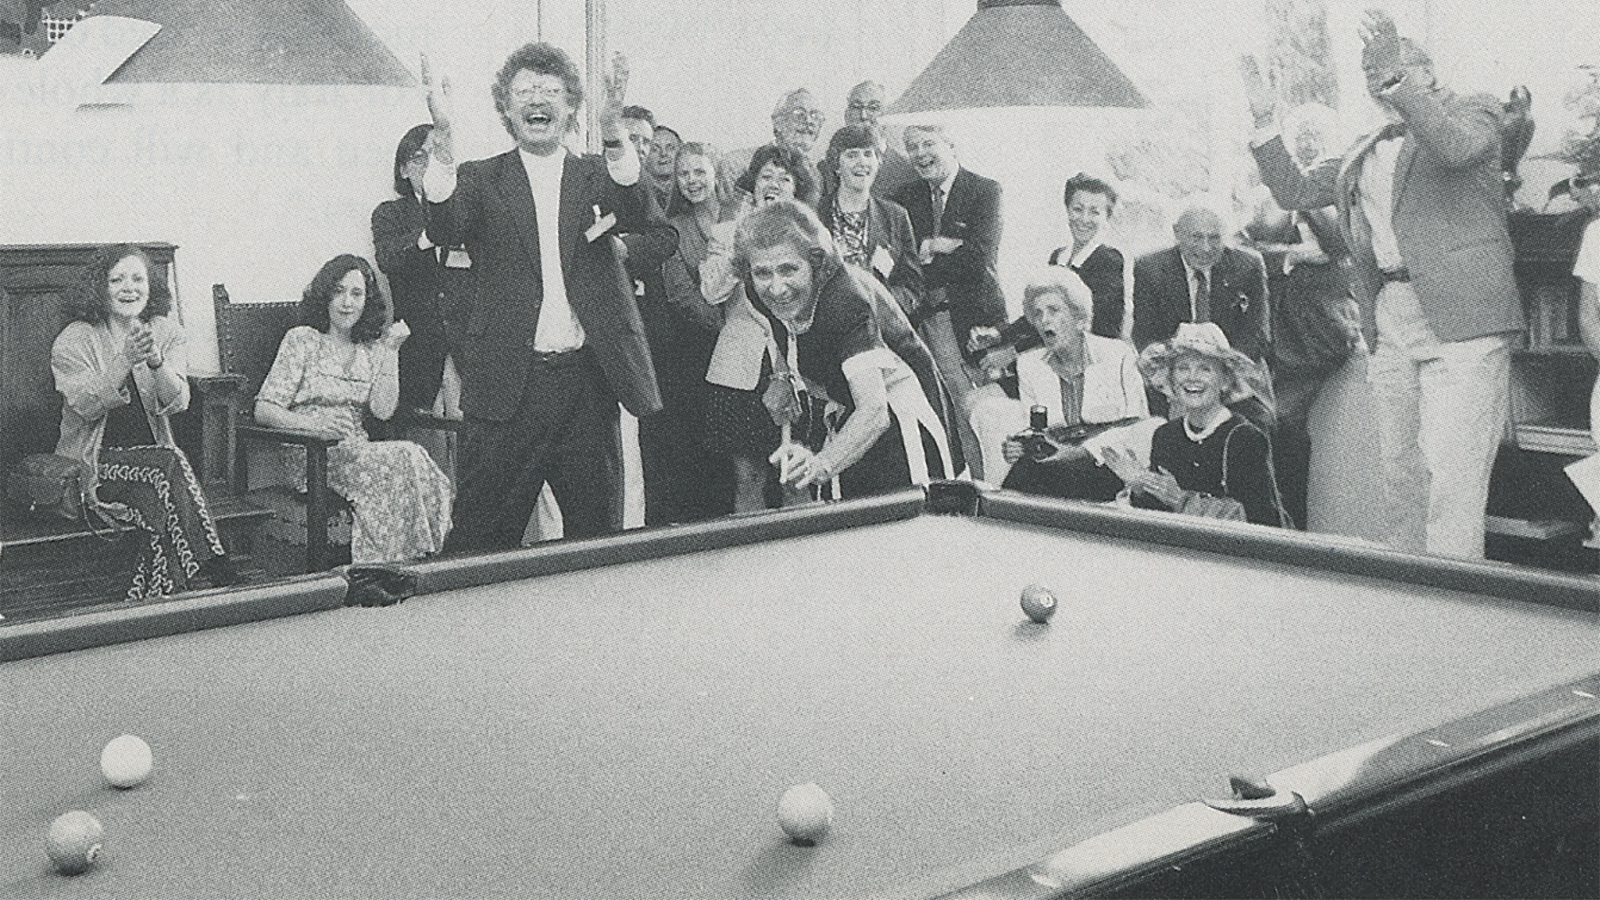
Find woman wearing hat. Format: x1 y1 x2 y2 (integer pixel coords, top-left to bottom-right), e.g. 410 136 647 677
1103 322 1289 527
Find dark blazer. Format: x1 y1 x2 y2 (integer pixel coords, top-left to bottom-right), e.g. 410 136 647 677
1132 245 1270 361
1251 81 1522 346
1048 242 1125 339
372 195 453 410
822 194 925 321
426 150 671 422
892 167 1007 346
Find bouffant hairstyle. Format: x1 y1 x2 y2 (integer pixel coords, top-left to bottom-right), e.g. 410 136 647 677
491 43 584 129
67 244 172 325
299 255 387 345
1063 172 1118 210
735 144 818 207
1022 266 1095 327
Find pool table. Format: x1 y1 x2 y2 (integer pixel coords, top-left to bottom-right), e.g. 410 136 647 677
3 485 1597 899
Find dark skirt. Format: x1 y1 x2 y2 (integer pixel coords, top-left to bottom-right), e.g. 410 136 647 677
96 445 227 601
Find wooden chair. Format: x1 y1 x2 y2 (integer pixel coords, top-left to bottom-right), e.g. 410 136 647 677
212 285 456 575
211 286 352 575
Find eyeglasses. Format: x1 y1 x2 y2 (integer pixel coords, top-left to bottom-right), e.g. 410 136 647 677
405 150 429 165
778 109 825 126
510 86 567 104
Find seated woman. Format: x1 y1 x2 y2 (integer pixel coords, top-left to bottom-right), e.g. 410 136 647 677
51 244 237 600
1103 322 1289 527
734 200 952 499
254 255 452 565
1000 268 1156 503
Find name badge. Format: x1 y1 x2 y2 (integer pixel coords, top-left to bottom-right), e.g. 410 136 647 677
871 245 895 279
586 205 617 243
444 248 472 269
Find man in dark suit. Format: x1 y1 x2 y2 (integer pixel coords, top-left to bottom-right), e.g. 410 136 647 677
893 124 1007 479
421 45 670 551
1242 9 1522 557
1132 203 1270 363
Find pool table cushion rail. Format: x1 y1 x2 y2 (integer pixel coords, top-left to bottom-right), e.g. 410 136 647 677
932 672 1600 899
1 573 347 662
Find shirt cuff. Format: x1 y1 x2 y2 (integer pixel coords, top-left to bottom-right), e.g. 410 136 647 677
1250 125 1281 149
606 140 641 187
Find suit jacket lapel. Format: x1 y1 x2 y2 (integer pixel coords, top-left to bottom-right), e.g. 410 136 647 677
496 151 543 278
559 151 590 280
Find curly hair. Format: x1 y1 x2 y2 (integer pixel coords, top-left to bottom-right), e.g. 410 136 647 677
299 255 387 345
818 124 883 202
735 144 818 207
491 43 584 128
67 244 172 325
732 199 838 277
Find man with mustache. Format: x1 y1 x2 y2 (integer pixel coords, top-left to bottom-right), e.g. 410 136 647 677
725 88 826 202
421 44 672 551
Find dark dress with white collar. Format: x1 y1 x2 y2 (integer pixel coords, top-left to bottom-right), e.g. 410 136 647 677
1137 413 1287 527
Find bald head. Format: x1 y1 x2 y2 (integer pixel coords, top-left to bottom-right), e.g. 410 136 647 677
1174 205 1226 270
846 81 886 126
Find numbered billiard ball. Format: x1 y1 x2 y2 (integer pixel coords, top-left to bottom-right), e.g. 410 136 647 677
1020 584 1057 623
777 783 834 845
46 811 104 875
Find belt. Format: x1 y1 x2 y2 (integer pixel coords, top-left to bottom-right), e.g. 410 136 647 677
1380 267 1411 283
529 347 586 366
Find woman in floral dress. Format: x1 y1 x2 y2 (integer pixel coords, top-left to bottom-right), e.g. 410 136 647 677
254 254 451 565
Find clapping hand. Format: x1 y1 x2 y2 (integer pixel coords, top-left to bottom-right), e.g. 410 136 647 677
1101 448 1183 508
125 322 160 369
381 319 411 350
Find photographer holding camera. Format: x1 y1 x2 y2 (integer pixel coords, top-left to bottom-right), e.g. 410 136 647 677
1000 268 1159 501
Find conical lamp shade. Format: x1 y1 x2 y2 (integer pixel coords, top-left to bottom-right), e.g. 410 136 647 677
82 0 412 85
888 0 1145 114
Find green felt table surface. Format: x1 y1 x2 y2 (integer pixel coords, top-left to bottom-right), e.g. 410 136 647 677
3 514 1597 899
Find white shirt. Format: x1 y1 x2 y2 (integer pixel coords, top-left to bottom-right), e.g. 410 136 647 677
1358 132 1406 271
518 148 584 351
1573 218 1600 286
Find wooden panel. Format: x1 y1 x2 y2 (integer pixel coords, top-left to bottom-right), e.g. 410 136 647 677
0 244 178 478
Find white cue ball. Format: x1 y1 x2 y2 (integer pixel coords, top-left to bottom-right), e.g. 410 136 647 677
45 811 104 875
777 782 834 844
101 734 153 789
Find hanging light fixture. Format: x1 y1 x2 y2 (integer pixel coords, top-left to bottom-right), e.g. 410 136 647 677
888 0 1145 114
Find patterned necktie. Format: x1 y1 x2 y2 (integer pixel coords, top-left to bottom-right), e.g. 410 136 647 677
1192 268 1210 322
931 184 947 234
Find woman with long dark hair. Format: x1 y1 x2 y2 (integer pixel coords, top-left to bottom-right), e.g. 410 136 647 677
255 255 452 564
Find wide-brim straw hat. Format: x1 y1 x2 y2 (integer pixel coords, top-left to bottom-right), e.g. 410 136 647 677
1138 322 1263 404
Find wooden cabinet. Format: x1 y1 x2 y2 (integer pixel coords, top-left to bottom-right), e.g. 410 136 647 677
1495 212 1598 559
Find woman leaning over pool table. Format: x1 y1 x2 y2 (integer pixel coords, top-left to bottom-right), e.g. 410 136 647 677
733 199 952 500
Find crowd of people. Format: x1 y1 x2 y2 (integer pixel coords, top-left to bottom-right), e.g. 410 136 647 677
54 8 1600 601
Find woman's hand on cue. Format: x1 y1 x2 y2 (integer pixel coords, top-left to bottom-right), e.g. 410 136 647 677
770 443 827 488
